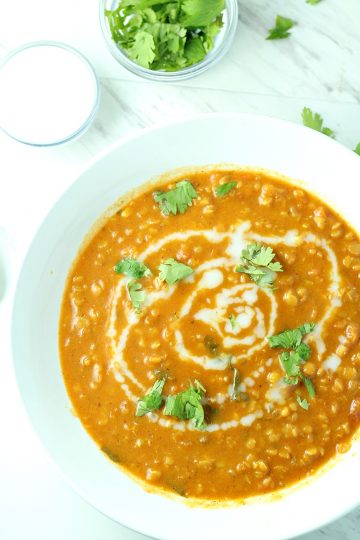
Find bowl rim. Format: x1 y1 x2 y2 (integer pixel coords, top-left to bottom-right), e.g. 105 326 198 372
99 0 239 81
11 112 360 540
0 40 100 147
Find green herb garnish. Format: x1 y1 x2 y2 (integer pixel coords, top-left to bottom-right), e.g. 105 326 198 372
296 395 310 410
164 380 206 430
231 368 240 401
269 323 317 401
229 314 238 331
115 258 152 278
106 0 225 72
354 143 360 156
302 107 335 138
236 243 283 288
127 279 146 312
136 378 166 416
153 180 198 216
158 258 194 284
306 0 322 4
268 323 316 350
215 181 237 197
266 15 296 40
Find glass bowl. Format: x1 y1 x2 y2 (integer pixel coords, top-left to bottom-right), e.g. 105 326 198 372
99 0 238 82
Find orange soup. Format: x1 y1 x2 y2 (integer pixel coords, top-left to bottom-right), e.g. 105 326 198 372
59 168 360 500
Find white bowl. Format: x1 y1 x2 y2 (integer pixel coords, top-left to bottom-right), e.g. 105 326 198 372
12 113 360 540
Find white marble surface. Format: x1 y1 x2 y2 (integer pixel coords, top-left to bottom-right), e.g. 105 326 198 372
1 0 360 539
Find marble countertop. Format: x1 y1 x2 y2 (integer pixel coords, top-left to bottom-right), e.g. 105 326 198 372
0 1 360 539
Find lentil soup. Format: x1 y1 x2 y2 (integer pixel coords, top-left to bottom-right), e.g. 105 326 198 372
59 167 360 501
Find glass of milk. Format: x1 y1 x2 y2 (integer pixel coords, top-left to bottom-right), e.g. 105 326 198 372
0 41 100 146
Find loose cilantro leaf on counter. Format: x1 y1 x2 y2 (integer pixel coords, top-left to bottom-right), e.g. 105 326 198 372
296 395 310 410
127 279 146 312
268 323 316 350
215 181 237 197
236 243 283 288
266 15 295 40
354 143 360 156
158 258 194 284
164 380 207 430
302 107 335 138
153 180 198 216
136 378 166 416
306 0 322 4
115 258 152 278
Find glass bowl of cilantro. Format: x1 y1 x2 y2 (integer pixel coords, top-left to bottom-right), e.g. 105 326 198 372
100 0 238 81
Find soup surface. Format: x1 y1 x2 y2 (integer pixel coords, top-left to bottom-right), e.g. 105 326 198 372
59 168 360 501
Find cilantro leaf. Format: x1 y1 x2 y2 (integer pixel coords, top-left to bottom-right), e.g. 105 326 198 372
297 395 310 410
184 36 206 63
115 258 152 278
281 351 302 384
158 258 194 284
127 279 146 312
354 143 360 156
181 0 225 27
127 30 156 68
164 380 206 430
236 243 283 288
215 181 237 197
268 323 316 350
302 107 335 138
153 180 198 216
136 378 166 416
231 368 240 401
306 0 322 4
266 15 296 40
229 314 238 331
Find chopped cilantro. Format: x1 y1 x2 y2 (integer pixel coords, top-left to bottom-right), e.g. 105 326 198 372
136 378 166 416
127 279 146 312
153 180 198 216
105 0 225 72
158 258 194 284
229 314 238 331
115 258 152 278
215 181 237 197
236 243 283 288
297 395 310 410
269 323 317 401
266 15 296 40
268 323 316 350
302 107 335 138
164 380 206 430
231 368 240 401
354 143 360 156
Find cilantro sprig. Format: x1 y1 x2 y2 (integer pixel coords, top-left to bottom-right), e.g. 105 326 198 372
268 323 317 403
266 15 296 40
153 180 198 216
106 0 225 71
354 143 360 156
136 379 166 416
164 380 207 430
236 243 283 289
302 107 335 138
158 258 194 284
115 258 152 278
